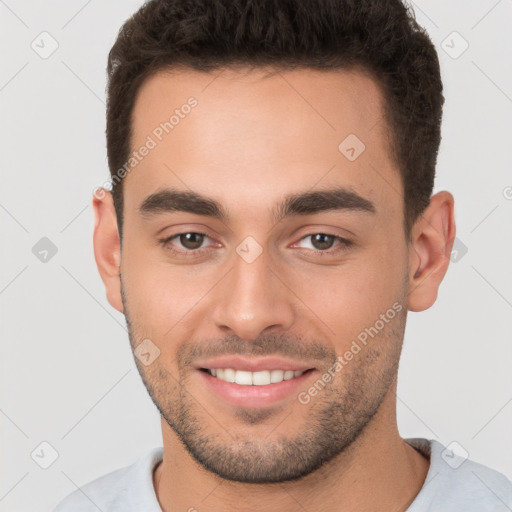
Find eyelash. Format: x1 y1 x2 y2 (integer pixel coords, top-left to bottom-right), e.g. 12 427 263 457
158 232 353 258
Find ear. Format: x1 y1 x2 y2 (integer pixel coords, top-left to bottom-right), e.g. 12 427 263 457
407 191 456 312
92 189 123 313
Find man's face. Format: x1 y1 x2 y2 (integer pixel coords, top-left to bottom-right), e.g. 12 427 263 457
119 66 410 483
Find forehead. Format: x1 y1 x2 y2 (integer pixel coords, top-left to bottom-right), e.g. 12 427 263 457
126 65 401 221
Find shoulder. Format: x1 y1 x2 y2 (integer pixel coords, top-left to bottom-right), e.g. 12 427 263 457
406 438 512 512
53 447 163 512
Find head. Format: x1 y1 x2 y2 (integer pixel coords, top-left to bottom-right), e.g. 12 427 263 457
94 0 455 483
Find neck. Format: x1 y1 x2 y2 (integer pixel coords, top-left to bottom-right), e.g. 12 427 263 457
153 389 429 512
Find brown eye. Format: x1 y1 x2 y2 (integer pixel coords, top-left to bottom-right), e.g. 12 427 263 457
178 233 206 250
293 233 353 254
158 231 217 259
310 233 336 250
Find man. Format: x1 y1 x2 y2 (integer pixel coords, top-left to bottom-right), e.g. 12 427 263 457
54 0 512 510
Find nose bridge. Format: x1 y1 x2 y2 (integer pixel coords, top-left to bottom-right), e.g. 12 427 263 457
213 242 294 340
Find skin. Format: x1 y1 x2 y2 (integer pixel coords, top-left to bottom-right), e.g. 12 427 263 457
93 66 455 512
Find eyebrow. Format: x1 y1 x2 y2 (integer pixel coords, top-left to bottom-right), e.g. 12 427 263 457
139 187 376 223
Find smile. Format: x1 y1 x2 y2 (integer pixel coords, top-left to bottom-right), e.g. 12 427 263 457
197 367 317 408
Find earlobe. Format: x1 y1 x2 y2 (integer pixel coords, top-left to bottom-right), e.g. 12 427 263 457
92 189 124 313
408 191 456 312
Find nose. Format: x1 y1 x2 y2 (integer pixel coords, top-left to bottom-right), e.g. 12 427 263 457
212 247 295 341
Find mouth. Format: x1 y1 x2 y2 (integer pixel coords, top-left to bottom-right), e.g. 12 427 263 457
196 367 318 408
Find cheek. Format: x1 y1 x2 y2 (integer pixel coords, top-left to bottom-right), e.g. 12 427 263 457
290 243 408 344
121 245 217 345
125 270 196 324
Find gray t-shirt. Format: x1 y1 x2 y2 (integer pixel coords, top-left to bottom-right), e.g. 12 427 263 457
53 438 512 511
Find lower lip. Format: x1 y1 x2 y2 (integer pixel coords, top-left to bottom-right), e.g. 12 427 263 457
196 369 317 408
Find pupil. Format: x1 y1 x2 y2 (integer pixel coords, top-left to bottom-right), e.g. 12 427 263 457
180 233 204 249
312 233 334 250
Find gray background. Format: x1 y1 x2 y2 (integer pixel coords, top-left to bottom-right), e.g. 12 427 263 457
1 1 511 510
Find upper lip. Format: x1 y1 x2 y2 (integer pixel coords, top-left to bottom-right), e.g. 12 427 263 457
194 356 316 372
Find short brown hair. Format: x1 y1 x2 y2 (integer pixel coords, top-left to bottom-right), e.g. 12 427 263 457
106 0 444 236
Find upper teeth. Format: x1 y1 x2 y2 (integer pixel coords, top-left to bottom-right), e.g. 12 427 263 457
208 368 304 385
